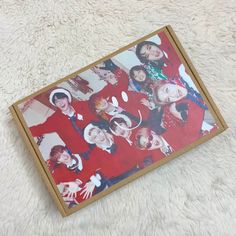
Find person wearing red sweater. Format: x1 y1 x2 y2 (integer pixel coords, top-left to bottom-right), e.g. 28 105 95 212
89 59 153 125
83 121 140 183
135 31 182 79
141 81 217 149
109 115 173 166
88 88 151 125
48 145 109 207
29 88 95 158
91 59 129 95
134 127 174 163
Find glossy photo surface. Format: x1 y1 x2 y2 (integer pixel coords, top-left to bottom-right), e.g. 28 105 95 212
12 26 226 216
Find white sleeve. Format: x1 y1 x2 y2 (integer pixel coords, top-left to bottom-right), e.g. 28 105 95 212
90 175 101 187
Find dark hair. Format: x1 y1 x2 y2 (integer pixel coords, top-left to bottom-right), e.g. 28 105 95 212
52 92 69 104
134 128 150 150
86 120 110 133
136 41 159 64
109 117 127 133
129 65 148 81
130 65 155 93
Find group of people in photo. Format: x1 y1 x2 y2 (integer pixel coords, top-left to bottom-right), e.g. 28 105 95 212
27 31 218 207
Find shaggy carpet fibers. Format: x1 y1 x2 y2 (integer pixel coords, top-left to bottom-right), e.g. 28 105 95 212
0 0 236 235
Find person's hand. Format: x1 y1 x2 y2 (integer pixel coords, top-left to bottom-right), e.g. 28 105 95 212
61 179 82 199
141 98 150 107
80 181 96 200
160 141 173 155
100 59 118 72
105 73 118 85
141 98 154 110
95 62 106 69
91 63 105 76
128 46 136 52
169 103 183 120
161 145 170 154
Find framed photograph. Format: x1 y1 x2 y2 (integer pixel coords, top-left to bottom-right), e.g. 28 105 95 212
10 25 227 216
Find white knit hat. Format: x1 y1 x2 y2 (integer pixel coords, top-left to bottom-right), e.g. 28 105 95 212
83 123 96 144
49 88 72 106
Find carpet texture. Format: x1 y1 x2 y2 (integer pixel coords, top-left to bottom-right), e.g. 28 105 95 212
0 0 236 235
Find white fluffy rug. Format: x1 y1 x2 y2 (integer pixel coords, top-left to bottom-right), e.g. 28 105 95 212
1 0 236 235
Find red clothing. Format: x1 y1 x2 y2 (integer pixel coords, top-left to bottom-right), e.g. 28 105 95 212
95 67 151 120
102 90 150 121
162 98 205 150
112 129 166 168
52 160 96 185
96 68 150 121
100 67 129 96
138 148 166 164
30 101 95 153
50 140 139 186
51 157 102 204
157 31 182 78
130 129 167 165
51 142 141 204
88 142 139 179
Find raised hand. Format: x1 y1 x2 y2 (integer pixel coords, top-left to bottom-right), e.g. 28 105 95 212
80 181 96 200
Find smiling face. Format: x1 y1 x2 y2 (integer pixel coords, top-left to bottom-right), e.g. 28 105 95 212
57 150 72 165
102 70 117 84
132 69 147 82
137 130 163 150
92 66 117 85
54 96 70 112
89 127 108 146
113 122 131 139
140 44 164 61
156 83 188 103
95 97 109 111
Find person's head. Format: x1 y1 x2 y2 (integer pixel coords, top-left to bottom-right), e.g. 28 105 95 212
136 41 164 63
129 65 148 83
50 145 72 165
84 122 111 147
91 65 117 85
135 128 163 150
49 88 72 112
89 94 109 113
153 82 188 104
109 114 132 139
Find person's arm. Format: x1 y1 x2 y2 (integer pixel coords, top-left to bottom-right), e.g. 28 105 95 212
29 114 57 137
181 100 205 143
60 179 83 199
169 102 188 121
113 67 129 92
79 173 102 200
157 31 182 76
140 98 157 110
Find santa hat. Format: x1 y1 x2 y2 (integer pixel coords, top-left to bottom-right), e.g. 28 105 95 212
49 88 72 106
83 123 96 144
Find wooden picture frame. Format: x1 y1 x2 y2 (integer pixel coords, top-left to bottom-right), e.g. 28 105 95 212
9 25 228 217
